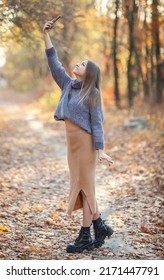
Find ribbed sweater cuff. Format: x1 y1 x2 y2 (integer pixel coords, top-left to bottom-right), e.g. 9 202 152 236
94 142 104 150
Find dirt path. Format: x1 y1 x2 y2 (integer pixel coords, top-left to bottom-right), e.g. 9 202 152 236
0 90 163 260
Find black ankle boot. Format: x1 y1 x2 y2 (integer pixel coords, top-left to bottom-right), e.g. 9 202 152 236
92 217 113 248
66 226 94 253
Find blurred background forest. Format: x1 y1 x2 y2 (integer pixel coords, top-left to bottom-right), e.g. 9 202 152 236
0 0 163 109
0 1 164 260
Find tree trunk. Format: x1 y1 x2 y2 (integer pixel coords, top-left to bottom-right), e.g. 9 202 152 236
144 0 150 100
126 0 137 107
113 0 120 108
152 0 163 103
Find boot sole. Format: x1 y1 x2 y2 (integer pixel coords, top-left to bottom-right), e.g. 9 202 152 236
66 243 94 253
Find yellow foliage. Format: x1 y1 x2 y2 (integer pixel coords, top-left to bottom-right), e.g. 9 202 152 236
0 225 9 232
39 91 61 109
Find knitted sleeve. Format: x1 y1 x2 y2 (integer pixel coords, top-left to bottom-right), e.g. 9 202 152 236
45 46 71 90
89 105 104 150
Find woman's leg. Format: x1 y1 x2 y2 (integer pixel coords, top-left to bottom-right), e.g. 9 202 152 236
81 191 93 227
81 192 113 249
66 191 94 253
81 191 100 226
93 201 100 221
92 202 114 247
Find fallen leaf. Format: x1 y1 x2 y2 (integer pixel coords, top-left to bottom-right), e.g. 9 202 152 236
140 225 149 233
64 256 74 260
20 204 29 212
156 227 164 232
45 218 54 225
0 225 9 232
33 203 44 212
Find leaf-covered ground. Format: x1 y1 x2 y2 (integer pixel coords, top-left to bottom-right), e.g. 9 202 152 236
0 90 163 260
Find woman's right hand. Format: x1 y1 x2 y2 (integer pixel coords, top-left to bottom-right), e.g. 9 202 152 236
43 21 54 34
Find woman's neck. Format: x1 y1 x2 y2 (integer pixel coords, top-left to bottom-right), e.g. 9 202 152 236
74 74 84 81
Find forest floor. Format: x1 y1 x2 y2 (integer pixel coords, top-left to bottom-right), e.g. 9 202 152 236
0 89 163 260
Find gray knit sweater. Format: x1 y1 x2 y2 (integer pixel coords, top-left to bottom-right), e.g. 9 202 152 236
45 46 104 150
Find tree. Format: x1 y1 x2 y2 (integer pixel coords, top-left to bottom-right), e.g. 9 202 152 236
113 0 120 108
151 0 163 103
123 0 138 107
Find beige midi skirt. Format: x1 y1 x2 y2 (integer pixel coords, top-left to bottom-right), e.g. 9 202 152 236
64 118 98 215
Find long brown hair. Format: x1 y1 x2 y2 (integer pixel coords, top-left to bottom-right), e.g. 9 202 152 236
78 60 103 110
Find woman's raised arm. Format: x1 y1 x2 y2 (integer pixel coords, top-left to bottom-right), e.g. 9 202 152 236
43 21 54 49
43 21 72 90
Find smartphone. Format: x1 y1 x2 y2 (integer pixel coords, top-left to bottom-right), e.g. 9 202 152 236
51 15 61 23
45 15 61 30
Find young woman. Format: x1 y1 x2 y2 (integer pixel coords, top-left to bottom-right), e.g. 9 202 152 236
43 20 114 253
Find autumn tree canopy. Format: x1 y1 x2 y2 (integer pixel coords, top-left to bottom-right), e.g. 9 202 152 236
0 0 163 107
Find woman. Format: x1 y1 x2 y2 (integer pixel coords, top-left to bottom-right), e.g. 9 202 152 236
43 20 114 253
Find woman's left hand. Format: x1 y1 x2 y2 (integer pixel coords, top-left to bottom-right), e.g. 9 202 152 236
98 150 113 166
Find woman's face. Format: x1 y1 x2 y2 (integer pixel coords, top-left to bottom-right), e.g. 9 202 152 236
73 60 88 80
